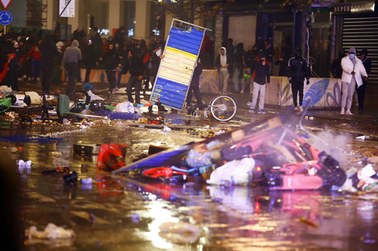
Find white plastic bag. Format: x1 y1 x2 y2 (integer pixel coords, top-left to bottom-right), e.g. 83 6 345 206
206 158 255 186
114 101 135 113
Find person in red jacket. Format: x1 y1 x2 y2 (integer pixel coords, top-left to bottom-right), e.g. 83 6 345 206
27 42 42 82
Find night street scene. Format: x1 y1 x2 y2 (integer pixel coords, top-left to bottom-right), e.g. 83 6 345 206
1 0 378 250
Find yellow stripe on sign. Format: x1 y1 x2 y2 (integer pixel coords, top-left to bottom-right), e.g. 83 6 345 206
165 46 197 60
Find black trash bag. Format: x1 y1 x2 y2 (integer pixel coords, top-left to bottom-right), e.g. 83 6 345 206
316 151 346 189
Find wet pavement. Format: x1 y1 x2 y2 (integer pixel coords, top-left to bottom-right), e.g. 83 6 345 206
1 80 378 250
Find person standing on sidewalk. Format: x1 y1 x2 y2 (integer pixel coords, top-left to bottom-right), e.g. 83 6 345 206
247 52 270 114
62 40 82 97
102 42 118 94
126 49 145 105
340 47 368 115
215 47 232 94
357 48 371 112
287 48 310 112
40 35 58 94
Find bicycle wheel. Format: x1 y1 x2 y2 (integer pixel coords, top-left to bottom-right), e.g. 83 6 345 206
69 91 90 112
209 95 237 122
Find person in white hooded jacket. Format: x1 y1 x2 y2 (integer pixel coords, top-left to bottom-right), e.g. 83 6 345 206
215 47 232 93
340 47 368 115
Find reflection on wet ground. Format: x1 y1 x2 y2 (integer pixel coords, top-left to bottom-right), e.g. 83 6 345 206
1 82 378 250
0 117 377 251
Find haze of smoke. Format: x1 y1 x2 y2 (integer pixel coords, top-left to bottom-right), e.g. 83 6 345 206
309 130 352 168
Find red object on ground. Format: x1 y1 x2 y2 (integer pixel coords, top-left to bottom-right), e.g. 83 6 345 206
97 144 127 170
270 174 323 190
142 167 187 179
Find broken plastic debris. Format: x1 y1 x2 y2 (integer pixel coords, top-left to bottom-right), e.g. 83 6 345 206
358 164 376 180
356 135 369 140
25 223 75 239
159 221 201 244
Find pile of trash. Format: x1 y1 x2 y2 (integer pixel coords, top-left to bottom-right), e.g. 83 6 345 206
113 115 377 192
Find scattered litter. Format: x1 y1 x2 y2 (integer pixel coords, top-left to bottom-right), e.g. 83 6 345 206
113 101 135 113
356 135 369 140
159 221 202 244
81 177 93 184
25 223 75 240
18 159 32 173
87 90 104 101
299 217 319 228
163 126 172 132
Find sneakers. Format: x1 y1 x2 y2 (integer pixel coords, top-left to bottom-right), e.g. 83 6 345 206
340 108 345 115
345 110 353 115
294 106 300 112
257 109 265 114
298 106 303 112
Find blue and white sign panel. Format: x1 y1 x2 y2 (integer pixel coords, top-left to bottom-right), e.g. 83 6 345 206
151 19 207 110
0 10 12 26
59 0 75 17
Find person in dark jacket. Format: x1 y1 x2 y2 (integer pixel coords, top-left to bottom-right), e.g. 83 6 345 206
83 39 97 83
247 52 270 114
1 40 22 91
147 44 166 113
62 40 82 96
232 43 245 93
357 48 372 111
126 49 145 104
40 35 58 94
186 59 204 109
102 43 118 94
287 48 310 111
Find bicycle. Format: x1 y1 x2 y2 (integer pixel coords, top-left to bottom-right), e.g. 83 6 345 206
188 95 237 122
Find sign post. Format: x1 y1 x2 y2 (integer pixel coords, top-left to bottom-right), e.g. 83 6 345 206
150 19 210 110
0 10 12 34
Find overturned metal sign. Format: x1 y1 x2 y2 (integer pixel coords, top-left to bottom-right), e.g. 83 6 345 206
150 19 209 110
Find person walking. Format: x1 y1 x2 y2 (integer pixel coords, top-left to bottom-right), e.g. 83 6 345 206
232 43 245 93
186 58 204 110
357 48 371 112
340 47 368 115
247 52 270 114
287 48 310 112
83 39 97 83
62 40 82 97
102 43 118 94
126 49 145 105
215 47 232 94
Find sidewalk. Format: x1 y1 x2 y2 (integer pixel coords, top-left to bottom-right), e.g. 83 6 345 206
12 78 378 136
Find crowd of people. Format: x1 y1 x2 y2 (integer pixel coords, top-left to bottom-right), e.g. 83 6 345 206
216 36 370 115
0 26 165 96
0 27 371 115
